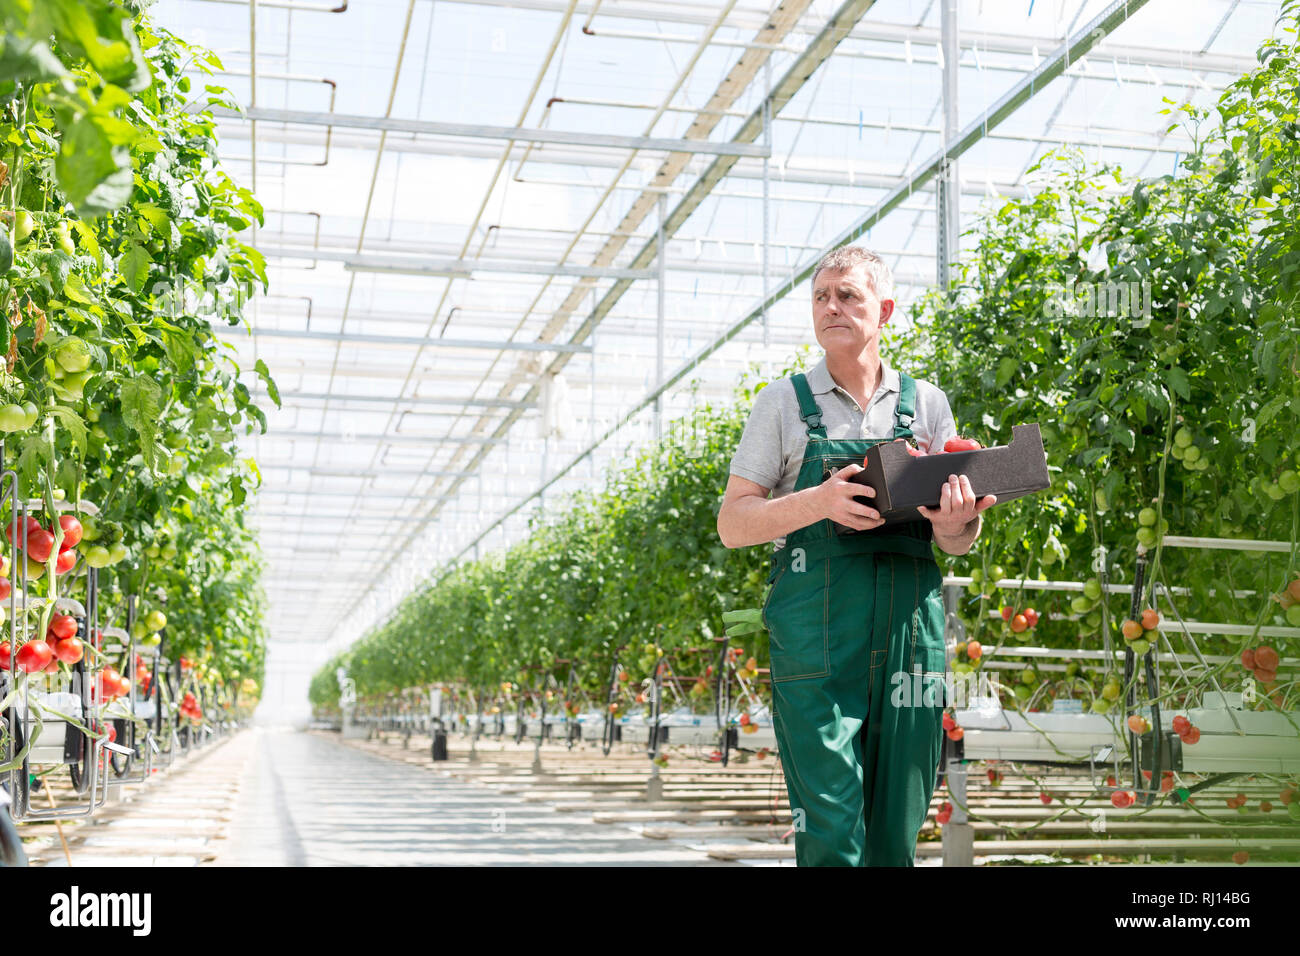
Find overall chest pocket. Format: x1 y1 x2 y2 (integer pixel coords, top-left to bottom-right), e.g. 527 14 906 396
762 554 831 682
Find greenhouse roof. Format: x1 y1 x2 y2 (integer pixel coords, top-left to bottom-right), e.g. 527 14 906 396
147 0 1284 656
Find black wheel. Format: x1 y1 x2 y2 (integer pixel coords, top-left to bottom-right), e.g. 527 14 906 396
109 718 133 777
646 669 663 760
601 659 620 756
715 645 733 767
513 699 526 744
3 706 29 818
66 657 92 795
0 784 27 867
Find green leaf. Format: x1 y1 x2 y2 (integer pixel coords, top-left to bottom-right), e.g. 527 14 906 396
0 36 66 85
160 329 195 372
254 358 279 408
55 115 134 218
120 242 151 293
120 375 163 471
48 406 87 452
63 272 95 305
995 356 1018 388
1165 366 1190 400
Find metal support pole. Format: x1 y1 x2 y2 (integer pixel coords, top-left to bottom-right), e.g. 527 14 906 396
936 0 960 290
762 56 772 347
940 582 973 866
654 192 666 440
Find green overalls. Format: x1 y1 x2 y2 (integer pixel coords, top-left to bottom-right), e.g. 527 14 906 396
762 372 948 867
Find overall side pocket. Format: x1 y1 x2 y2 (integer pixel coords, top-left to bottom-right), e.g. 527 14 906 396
763 552 831 682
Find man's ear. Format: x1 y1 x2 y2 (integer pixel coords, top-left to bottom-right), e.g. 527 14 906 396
878 298 896 324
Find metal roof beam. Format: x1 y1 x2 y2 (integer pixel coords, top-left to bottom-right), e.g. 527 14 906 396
253 390 536 410
257 244 653 279
269 431 505 446
216 327 591 353
212 106 772 158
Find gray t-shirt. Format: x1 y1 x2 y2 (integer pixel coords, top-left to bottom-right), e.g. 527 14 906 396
729 355 959 548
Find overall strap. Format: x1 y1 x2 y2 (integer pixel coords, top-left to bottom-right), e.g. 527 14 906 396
892 372 917 440
790 374 827 439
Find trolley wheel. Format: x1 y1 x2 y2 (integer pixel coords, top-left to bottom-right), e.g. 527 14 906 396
109 719 133 777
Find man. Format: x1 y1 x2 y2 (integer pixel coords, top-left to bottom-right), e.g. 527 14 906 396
717 245 995 866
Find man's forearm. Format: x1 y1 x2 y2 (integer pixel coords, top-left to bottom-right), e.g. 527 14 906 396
933 514 981 555
718 489 823 548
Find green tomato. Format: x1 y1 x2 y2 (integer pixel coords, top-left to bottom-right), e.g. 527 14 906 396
1138 507 1157 527
83 544 112 568
1286 605 1300 627
1130 639 1150 656
1020 669 1036 685
1266 483 1286 501
1070 595 1094 614
20 402 37 428
1170 443 1185 460
1040 547 1057 567
970 567 983 584
1136 527 1157 547
1183 445 1201 463
146 544 160 559
1065 661 1081 677
108 542 128 564
1094 488 1109 512
131 620 148 640
1083 579 1103 601
1085 610 1103 629
1091 697 1112 714
54 336 91 374
167 456 186 477
1102 682 1121 702
14 210 33 242
990 565 1005 583
139 632 161 648
162 542 178 561
1174 427 1193 448
1279 470 1300 495
145 610 166 632
0 403 27 432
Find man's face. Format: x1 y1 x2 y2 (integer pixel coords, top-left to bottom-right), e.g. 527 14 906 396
812 266 894 355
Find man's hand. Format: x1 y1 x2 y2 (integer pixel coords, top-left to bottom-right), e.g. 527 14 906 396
815 463 885 532
917 474 996 554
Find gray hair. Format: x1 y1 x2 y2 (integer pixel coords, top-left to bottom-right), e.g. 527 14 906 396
811 246 894 301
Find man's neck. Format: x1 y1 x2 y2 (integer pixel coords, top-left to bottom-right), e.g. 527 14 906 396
825 348 882 410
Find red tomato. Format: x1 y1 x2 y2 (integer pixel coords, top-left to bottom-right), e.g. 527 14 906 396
16 639 54 673
946 727 963 741
1010 614 1029 633
1110 790 1136 809
1000 605 1014 621
48 614 78 641
1023 608 1039 627
1241 648 1256 669
1172 715 1190 734
55 549 77 575
99 667 123 699
942 712 956 731
0 577 9 602
53 637 84 664
0 641 9 670
5 516 40 546
43 657 59 673
1254 646 1279 671
943 437 982 453
1181 726 1201 745
57 515 83 551
26 529 55 564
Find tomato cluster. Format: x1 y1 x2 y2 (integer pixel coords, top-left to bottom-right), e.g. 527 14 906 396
180 691 203 724
5 515 81 577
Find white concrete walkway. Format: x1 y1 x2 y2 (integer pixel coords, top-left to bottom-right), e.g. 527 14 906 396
213 729 725 866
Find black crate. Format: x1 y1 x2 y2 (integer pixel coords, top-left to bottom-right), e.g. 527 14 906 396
839 423 1051 530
